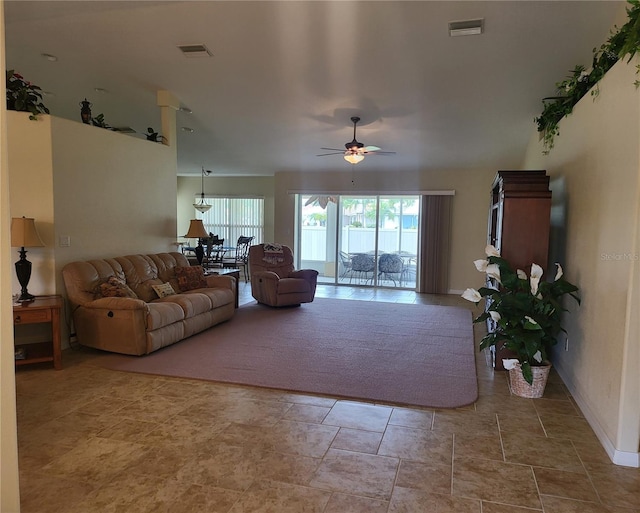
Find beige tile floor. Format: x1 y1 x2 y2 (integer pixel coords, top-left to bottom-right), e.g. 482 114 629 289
15 283 640 512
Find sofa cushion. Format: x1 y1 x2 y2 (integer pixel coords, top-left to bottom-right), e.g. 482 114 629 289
193 287 234 308
152 282 177 298
95 276 138 299
146 301 185 330
154 292 212 317
175 266 207 291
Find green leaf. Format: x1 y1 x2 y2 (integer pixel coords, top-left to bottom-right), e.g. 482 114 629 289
521 362 534 385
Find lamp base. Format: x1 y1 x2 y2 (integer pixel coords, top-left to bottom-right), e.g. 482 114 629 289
15 247 35 302
17 290 36 303
195 243 205 265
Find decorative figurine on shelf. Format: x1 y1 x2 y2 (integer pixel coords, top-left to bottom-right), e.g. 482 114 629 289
80 98 92 124
146 127 165 143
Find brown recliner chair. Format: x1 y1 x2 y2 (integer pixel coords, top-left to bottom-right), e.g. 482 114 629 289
249 243 318 307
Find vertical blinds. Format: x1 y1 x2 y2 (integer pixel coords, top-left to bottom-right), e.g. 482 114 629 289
198 197 264 246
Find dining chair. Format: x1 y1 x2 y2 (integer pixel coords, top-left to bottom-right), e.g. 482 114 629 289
222 236 254 281
208 236 225 268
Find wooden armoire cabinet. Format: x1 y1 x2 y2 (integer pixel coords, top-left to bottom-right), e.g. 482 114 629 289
487 170 552 369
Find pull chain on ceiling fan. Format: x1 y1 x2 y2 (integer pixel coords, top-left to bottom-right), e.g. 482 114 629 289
317 116 395 164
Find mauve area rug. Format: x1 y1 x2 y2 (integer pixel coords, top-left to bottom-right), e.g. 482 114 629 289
99 298 478 408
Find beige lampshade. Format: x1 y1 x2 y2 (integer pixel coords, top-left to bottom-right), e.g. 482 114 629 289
11 217 45 248
184 219 208 239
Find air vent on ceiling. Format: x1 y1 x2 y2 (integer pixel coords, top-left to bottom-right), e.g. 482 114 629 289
448 19 484 37
177 44 213 58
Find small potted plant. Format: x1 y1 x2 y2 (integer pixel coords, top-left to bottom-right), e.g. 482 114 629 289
462 245 580 397
5 70 50 120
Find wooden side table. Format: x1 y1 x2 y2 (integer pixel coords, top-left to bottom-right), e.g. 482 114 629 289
13 296 63 370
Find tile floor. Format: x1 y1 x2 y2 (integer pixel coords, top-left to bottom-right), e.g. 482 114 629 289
15 283 640 512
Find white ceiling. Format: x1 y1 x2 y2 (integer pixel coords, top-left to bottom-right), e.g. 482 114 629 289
4 1 626 177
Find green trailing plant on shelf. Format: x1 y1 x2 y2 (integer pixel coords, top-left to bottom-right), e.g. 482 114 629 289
462 245 580 385
5 70 50 120
91 113 112 130
535 0 640 154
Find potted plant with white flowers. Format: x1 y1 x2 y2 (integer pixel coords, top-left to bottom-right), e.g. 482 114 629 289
462 245 580 397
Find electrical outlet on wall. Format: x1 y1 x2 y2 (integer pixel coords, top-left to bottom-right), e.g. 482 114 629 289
59 235 70 247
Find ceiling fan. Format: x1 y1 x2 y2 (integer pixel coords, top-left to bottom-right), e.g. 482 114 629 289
317 116 395 164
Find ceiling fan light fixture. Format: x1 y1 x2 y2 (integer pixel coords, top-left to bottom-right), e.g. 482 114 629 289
344 153 364 165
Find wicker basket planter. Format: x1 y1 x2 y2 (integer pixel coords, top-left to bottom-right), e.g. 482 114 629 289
508 362 551 398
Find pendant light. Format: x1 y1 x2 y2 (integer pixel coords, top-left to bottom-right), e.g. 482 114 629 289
193 167 212 213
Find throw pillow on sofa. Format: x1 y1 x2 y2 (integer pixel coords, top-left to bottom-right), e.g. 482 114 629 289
95 276 138 299
152 282 177 298
175 266 207 291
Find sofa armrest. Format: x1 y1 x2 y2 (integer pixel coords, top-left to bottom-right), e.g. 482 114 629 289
72 298 150 355
289 269 319 283
82 297 148 311
252 270 281 283
205 274 236 291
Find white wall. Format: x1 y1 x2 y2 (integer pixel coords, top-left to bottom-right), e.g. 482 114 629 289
522 57 640 466
177 175 275 243
1 0 22 509
7 113 178 301
7 112 55 296
274 167 496 293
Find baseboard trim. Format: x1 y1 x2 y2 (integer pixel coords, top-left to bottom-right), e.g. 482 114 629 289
613 449 640 467
554 362 640 468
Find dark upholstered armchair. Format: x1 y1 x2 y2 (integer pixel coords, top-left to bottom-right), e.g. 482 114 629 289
249 243 318 307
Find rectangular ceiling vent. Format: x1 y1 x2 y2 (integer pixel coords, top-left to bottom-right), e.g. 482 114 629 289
177 44 213 58
448 19 484 37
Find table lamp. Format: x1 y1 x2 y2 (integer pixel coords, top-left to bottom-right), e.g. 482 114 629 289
184 219 208 264
11 217 45 302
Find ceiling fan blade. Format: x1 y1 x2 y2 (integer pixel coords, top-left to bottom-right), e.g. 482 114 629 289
316 152 345 156
364 145 381 152
320 147 344 151
368 151 396 155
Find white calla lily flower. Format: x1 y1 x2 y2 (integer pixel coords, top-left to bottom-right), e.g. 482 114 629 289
489 311 501 322
554 263 564 281
486 264 502 284
517 269 527 280
474 259 488 272
533 350 543 363
485 245 500 258
502 359 519 370
461 288 482 303
530 263 543 295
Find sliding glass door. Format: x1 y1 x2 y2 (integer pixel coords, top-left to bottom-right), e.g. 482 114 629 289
297 194 419 289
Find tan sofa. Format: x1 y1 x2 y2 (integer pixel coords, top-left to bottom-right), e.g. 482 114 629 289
62 252 235 355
